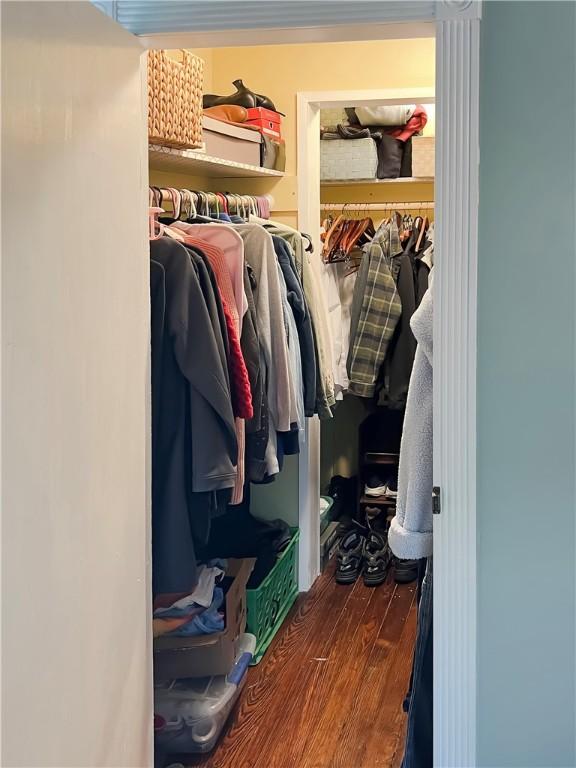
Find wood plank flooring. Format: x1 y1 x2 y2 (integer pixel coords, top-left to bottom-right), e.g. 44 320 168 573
183 564 417 768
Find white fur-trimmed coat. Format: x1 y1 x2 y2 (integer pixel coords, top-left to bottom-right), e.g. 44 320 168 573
389 271 433 560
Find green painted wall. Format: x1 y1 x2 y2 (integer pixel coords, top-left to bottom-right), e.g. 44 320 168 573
477 2 576 766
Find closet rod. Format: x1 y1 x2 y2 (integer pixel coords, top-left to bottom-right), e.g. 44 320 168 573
321 201 434 212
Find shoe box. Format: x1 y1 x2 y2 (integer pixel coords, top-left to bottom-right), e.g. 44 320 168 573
202 116 262 167
245 107 283 139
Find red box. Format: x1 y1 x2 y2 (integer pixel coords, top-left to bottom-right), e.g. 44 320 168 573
245 107 282 139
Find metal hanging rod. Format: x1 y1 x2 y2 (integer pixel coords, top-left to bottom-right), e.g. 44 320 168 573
321 201 434 212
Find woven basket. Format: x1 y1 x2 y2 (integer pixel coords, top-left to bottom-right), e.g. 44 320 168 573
148 49 204 149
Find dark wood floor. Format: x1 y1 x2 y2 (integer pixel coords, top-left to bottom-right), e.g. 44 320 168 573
186 564 417 768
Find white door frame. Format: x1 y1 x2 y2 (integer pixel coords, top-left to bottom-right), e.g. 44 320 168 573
136 3 481 764
296 85 435 592
296 7 481 767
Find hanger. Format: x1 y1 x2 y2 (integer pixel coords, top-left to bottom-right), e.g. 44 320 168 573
149 207 165 240
301 232 314 253
416 215 429 252
322 204 348 262
167 188 182 220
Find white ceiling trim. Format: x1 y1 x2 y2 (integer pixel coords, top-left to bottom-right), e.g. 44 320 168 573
93 1 437 37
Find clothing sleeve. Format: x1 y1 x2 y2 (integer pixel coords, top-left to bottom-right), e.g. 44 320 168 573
221 299 253 420
276 240 317 416
241 264 264 434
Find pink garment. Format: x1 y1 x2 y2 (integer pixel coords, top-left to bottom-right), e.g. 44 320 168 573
174 222 248 331
387 106 428 142
176 232 247 504
220 300 253 420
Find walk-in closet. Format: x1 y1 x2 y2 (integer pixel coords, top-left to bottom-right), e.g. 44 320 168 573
146 35 435 768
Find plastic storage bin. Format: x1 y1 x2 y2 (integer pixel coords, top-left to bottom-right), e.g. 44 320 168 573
246 528 299 664
154 633 256 755
320 495 334 534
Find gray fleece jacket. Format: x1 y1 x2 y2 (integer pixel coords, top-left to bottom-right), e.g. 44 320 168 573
388 271 433 560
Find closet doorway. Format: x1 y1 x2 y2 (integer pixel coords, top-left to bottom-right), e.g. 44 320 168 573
147 16 478 767
296 87 435 591
146 16 478 768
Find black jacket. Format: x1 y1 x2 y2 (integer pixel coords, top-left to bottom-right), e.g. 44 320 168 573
150 237 237 594
272 235 317 417
379 233 430 408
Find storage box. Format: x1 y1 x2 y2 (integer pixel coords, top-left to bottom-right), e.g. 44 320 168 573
203 116 261 166
246 529 299 664
320 137 378 181
245 107 283 139
320 521 341 571
320 495 335 534
154 633 256 755
148 49 204 149
412 136 435 178
154 558 256 681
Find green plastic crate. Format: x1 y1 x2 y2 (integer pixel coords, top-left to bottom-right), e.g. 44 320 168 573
246 528 300 665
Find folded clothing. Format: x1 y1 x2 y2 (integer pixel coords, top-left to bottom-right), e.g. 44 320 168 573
153 615 199 639
345 105 428 142
165 588 225 637
354 105 416 126
154 562 226 616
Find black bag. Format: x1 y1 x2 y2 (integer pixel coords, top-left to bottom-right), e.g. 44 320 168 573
260 135 286 171
377 134 412 179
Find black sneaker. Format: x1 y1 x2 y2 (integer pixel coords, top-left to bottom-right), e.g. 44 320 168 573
335 531 365 585
394 558 419 584
363 531 392 587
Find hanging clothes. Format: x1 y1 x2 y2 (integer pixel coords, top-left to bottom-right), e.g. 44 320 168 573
251 214 336 418
150 237 238 595
377 222 432 408
271 235 317 418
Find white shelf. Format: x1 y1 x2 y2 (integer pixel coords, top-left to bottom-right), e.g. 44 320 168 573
321 176 434 186
149 145 285 179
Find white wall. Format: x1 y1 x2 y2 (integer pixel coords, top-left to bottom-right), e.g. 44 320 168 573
1 3 152 766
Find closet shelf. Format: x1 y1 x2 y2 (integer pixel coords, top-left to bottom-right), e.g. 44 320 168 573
149 145 285 179
321 177 433 186
364 452 399 465
359 495 397 507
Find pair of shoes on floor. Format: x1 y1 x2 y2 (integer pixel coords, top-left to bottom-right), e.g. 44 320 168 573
364 473 398 499
394 557 420 584
335 530 392 587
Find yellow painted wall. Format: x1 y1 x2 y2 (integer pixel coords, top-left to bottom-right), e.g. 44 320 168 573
209 38 435 226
